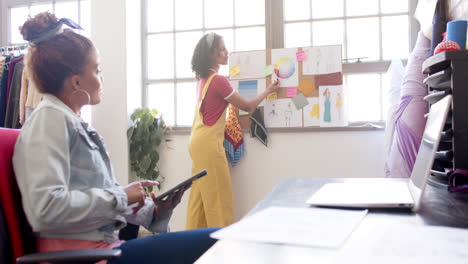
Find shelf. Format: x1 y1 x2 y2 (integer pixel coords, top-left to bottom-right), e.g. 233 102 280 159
423 69 451 89
422 50 468 74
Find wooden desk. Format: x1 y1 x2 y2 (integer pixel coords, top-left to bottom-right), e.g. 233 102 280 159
195 178 468 264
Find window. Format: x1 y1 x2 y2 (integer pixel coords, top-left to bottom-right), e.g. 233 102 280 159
144 0 265 126
284 0 415 122
144 0 418 126
8 0 92 123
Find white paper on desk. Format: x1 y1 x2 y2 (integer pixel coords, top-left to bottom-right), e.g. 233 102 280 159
333 223 468 264
210 206 367 248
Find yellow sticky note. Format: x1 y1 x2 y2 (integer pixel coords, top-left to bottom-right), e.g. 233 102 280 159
263 65 274 76
267 92 277 100
230 65 240 77
298 79 315 97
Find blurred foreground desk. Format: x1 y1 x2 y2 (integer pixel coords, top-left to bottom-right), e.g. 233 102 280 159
196 178 468 264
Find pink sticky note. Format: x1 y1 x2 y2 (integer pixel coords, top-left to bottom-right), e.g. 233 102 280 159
287 87 297 98
296 50 307 62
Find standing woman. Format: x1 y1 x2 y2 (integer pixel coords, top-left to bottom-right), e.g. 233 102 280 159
187 32 279 229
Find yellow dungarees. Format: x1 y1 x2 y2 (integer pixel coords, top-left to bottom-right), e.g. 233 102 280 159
186 73 234 229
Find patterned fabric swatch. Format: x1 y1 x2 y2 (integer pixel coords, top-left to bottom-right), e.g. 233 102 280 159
224 105 245 167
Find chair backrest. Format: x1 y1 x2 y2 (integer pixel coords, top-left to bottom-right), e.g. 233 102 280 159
0 128 36 263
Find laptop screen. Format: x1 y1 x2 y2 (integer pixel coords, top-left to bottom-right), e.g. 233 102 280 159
409 95 452 204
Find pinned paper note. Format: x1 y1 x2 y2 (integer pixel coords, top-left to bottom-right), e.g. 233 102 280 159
298 79 316 97
296 50 307 61
229 51 266 79
267 92 277 100
303 97 320 127
291 93 309 110
229 65 240 77
263 65 274 76
264 99 302 127
287 87 297 98
239 80 258 100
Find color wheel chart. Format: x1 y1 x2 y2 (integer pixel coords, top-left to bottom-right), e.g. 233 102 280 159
274 57 296 79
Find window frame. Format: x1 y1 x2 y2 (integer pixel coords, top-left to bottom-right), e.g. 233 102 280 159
140 0 420 128
4 0 91 123
5 0 90 45
142 0 267 127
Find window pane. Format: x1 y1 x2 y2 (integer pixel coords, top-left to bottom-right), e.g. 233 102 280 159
148 34 174 79
211 29 234 77
345 0 378 16
235 26 265 51
284 0 310 21
175 31 203 78
175 0 202 30
147 83 175 125
284 22 311 48
312 20 344 46
381 0 408 14
347 18 379 61
205 0 233 28
148 0 173 32
176 82 197 126
80 0 91 36
346 74 381 121
382 72 391 121
382 15 409 60
211 29 234 53
10 7 29 43
55 1 78 22
30 3 53 16
312 0 343 18
235 0 265 26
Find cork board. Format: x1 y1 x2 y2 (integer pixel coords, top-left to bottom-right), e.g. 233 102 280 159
229 45 345 129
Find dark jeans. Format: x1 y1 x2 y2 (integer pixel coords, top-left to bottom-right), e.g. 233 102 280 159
109 227 220 264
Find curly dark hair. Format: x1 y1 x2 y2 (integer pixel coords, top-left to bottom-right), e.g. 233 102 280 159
20 12 94 95
191 33 222 79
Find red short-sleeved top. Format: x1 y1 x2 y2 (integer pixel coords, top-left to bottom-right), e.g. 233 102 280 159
196 73 235 126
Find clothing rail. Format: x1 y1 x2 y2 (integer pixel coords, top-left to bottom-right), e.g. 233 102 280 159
0 44 28 53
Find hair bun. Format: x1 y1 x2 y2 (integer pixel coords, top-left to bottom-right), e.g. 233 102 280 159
20 12 59 42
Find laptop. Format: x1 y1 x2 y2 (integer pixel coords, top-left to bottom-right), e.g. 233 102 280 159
307 95 452 211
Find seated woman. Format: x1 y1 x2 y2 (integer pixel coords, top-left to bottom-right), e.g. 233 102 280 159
12 12 218 264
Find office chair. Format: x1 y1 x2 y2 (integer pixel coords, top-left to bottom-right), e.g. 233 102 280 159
0 128 122 264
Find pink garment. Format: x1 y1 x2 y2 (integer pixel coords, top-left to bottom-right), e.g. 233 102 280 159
197 73 234 126
37 237 124 264
386 31 431 178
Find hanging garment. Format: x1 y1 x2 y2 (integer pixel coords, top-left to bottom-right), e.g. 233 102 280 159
223 105 245 167
0 56 12 127
4 60 24 128
249 107 268 146
19 67 42 125
186 73 234 229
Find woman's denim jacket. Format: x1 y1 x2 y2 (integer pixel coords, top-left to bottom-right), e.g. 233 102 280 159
13 94 170 243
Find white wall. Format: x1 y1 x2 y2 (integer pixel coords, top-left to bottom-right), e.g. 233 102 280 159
90 0 129 185
159 130 385 231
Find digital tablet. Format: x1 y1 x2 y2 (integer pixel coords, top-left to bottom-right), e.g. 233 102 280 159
155 169 207 201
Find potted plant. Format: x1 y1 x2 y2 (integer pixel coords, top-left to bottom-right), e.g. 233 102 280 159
127 107 169 192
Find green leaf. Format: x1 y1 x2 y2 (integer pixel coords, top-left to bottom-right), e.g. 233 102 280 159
128 107 168 182
127 127 134 141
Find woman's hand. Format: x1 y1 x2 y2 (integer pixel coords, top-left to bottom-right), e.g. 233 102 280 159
151 184 190 219
124 180 159 205
266 79 280 94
